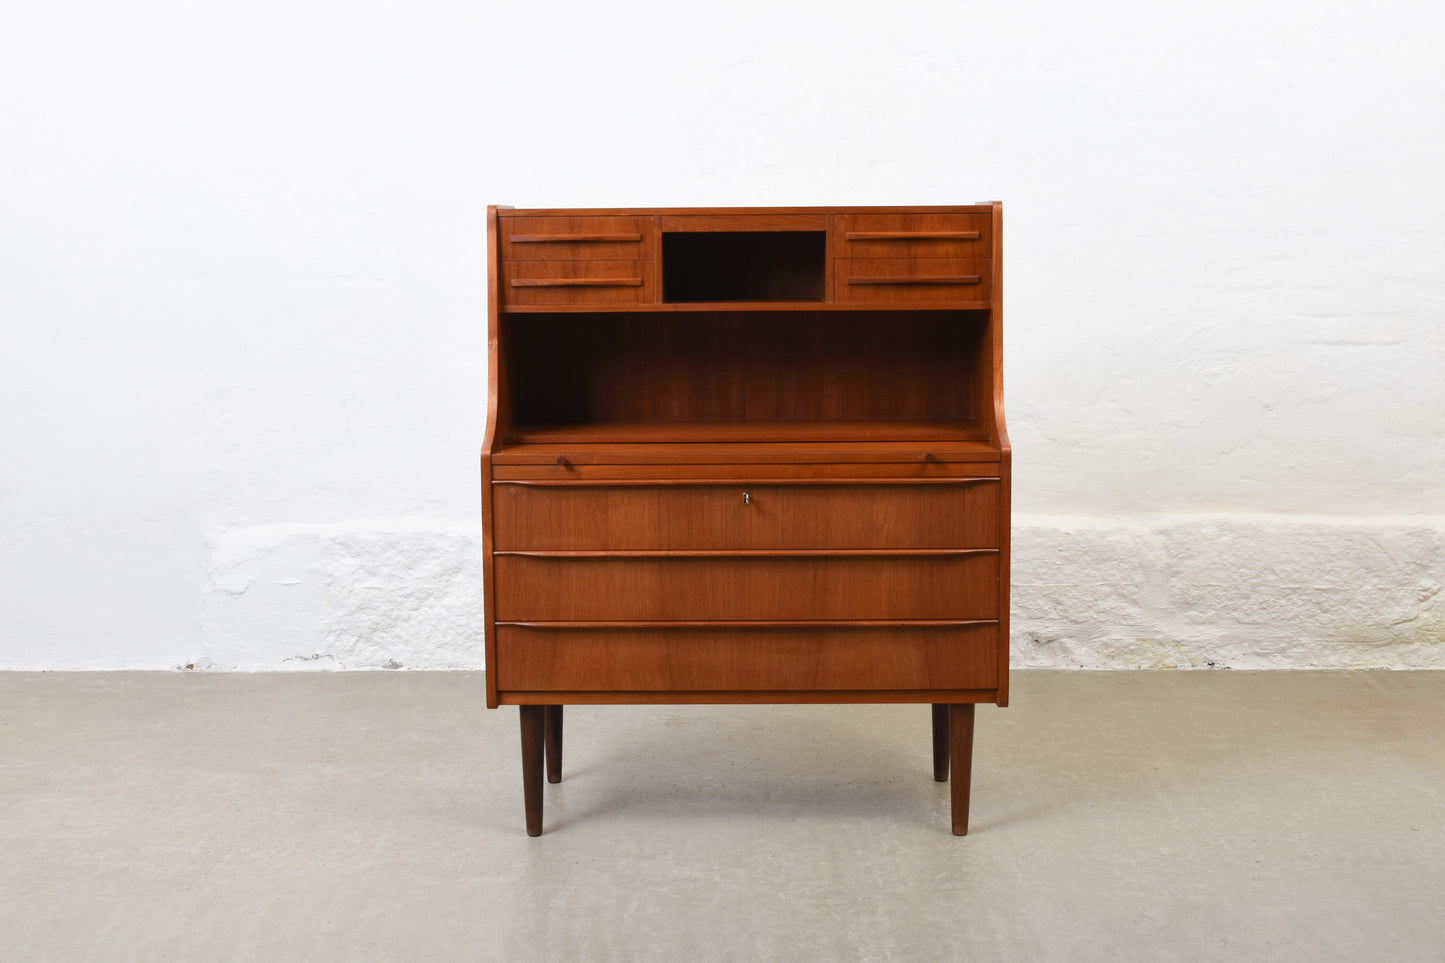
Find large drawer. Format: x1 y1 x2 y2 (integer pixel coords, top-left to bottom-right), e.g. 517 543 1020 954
502 259 656 306
492 480 1001 551
835 258 992 304
500 216 654 260
495 622 998 691
493 553 999 621
838 212 991 258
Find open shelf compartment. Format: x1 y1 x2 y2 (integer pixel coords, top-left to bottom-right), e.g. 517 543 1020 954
500 310 993 446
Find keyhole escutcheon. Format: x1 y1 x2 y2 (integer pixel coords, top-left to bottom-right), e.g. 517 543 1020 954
742 491 751 506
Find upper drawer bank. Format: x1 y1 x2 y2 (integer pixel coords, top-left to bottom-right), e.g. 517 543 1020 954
838 212 992 259
492 480 1002 551
501 259 656 306
835 258 992 304
500 216 655 260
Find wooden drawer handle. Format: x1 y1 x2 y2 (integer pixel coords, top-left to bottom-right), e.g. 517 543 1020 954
844 231 981 241
845 275 982 286
510 277 644 288
509 234 644 243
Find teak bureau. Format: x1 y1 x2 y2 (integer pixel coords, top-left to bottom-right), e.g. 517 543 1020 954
480 204 1010 835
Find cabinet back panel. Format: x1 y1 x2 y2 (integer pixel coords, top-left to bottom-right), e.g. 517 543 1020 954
503 310 984 429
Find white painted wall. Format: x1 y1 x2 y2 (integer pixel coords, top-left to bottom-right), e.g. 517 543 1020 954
2 0 1441 669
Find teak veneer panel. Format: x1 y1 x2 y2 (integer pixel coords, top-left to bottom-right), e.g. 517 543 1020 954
482 203 1009 836
501 216 655 260
493 552 999 622
491 461 1000 481
490 440 1003 465
838 212 993 258
501 260 656 306
836 258 993 304
502 310 986 429
492 481 1001 551
494 622 999 691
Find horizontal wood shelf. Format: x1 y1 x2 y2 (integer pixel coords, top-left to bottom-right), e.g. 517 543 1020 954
491 439 1003 465
494 548 998 558
501 299 992 312
501 205 996 216
495 619 998 628
492 476 998 486
502 420 990 444
497 689 1000 705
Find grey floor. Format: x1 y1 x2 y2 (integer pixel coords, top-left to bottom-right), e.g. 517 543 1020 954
2 671 1443 961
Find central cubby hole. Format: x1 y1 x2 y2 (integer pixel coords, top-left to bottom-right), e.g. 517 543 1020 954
662 231 826 302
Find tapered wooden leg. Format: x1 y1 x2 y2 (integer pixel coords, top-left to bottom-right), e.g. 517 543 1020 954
931 704 950 782
544 705 563 784
520 705 545 836
949 704 975 836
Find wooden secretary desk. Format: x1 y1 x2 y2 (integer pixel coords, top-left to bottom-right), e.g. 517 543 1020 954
480 204 1009 835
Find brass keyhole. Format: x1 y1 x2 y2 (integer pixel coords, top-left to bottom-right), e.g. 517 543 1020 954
743 491 751 506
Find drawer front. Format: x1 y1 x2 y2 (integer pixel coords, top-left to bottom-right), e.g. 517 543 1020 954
493 481 1000 551
835 258 992 304
500 216 654 260
838 213 991 258
495 623 998 691
502 259 655 306
494 553 999 621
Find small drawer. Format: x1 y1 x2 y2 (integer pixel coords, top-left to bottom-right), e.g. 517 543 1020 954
493 481 1001 551
838 213 991 258
494 622 999 692
502 259 655 306
835 258 991 304
493 553 999 621
500 216 654 260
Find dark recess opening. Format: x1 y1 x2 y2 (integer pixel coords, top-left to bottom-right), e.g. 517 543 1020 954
662 231 826 302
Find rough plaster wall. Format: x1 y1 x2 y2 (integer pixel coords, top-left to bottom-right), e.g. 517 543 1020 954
3 0 1443 668
192 518 1443 672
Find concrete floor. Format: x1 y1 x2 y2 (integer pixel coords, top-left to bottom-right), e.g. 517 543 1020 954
2 671 1443 961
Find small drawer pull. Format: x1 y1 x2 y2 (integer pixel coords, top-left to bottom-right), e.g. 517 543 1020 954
845 275 982 286
510 277 644 288
844 231 982 241
742 491 751 506
509 234 644 243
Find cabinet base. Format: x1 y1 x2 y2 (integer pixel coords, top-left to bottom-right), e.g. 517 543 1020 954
516 702 977 836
